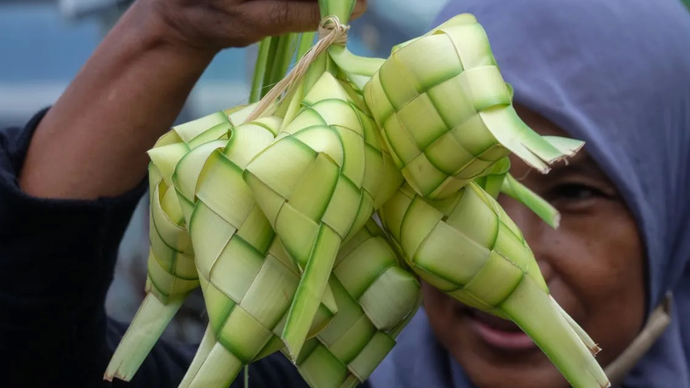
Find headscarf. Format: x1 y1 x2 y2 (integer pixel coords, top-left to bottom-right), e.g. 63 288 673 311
369 0 690 387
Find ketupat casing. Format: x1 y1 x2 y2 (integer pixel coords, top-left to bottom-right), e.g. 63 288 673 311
290 219 421 388
105 105 253 381
173 116 343 388
244 71 403 360
378 181 609 388
364 14 582 201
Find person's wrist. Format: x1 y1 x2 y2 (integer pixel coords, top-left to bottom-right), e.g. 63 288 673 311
126 0 222 62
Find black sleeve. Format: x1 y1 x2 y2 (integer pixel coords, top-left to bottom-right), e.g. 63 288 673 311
0 109 315 388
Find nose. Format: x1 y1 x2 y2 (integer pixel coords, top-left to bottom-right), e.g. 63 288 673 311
497 193 556 283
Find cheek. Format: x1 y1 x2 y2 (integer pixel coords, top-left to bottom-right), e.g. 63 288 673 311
422 283 456 327
542 205 646 361
553 211 643 300
421 283 465 346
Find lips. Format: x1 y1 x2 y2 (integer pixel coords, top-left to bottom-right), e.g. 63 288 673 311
469 310 523 332
465 308 537 351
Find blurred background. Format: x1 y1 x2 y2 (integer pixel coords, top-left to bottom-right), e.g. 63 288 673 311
2 0 689 344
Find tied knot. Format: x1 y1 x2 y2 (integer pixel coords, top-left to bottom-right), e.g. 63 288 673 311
245 15 350 123
318 16 349 46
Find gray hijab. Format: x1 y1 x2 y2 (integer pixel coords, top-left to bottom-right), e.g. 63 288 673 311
369 0 690 387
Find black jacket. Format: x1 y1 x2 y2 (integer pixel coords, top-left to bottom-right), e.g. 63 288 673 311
0 109 357 388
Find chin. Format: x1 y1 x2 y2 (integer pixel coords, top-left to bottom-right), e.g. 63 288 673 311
423 285 592 388
460 360 571 388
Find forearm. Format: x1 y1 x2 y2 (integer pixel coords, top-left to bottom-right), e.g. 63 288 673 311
19 0 216 200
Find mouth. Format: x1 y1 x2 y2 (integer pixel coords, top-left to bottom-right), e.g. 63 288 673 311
465 308 538 352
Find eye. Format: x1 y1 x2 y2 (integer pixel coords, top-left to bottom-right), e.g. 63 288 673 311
543 182 616 212
550 183 604 201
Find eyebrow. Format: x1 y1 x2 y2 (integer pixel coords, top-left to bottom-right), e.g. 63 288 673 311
542 153 608 180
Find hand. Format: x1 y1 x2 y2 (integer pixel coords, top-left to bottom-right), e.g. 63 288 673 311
20 0 367 200
144 0 368 54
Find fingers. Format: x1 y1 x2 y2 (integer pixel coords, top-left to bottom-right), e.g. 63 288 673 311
241 0 322 36
240 0 368 37
352 0 368 20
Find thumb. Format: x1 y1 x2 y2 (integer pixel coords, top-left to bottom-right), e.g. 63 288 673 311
241 0 367 36
241 0 322 36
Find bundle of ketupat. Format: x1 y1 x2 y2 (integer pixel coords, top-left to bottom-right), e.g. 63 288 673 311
105 1 611 387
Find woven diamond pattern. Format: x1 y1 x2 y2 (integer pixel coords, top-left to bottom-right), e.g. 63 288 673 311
365 18 517 200
143 109 240 304
379 182 547 316
245 73 397 258
145 174 198 303
292 220 421 388
243 72 403 358
175 118 340 386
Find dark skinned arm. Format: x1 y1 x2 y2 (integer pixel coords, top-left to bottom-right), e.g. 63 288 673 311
20 0 366 200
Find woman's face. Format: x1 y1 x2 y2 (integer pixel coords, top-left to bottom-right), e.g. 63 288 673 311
423 105 647 388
